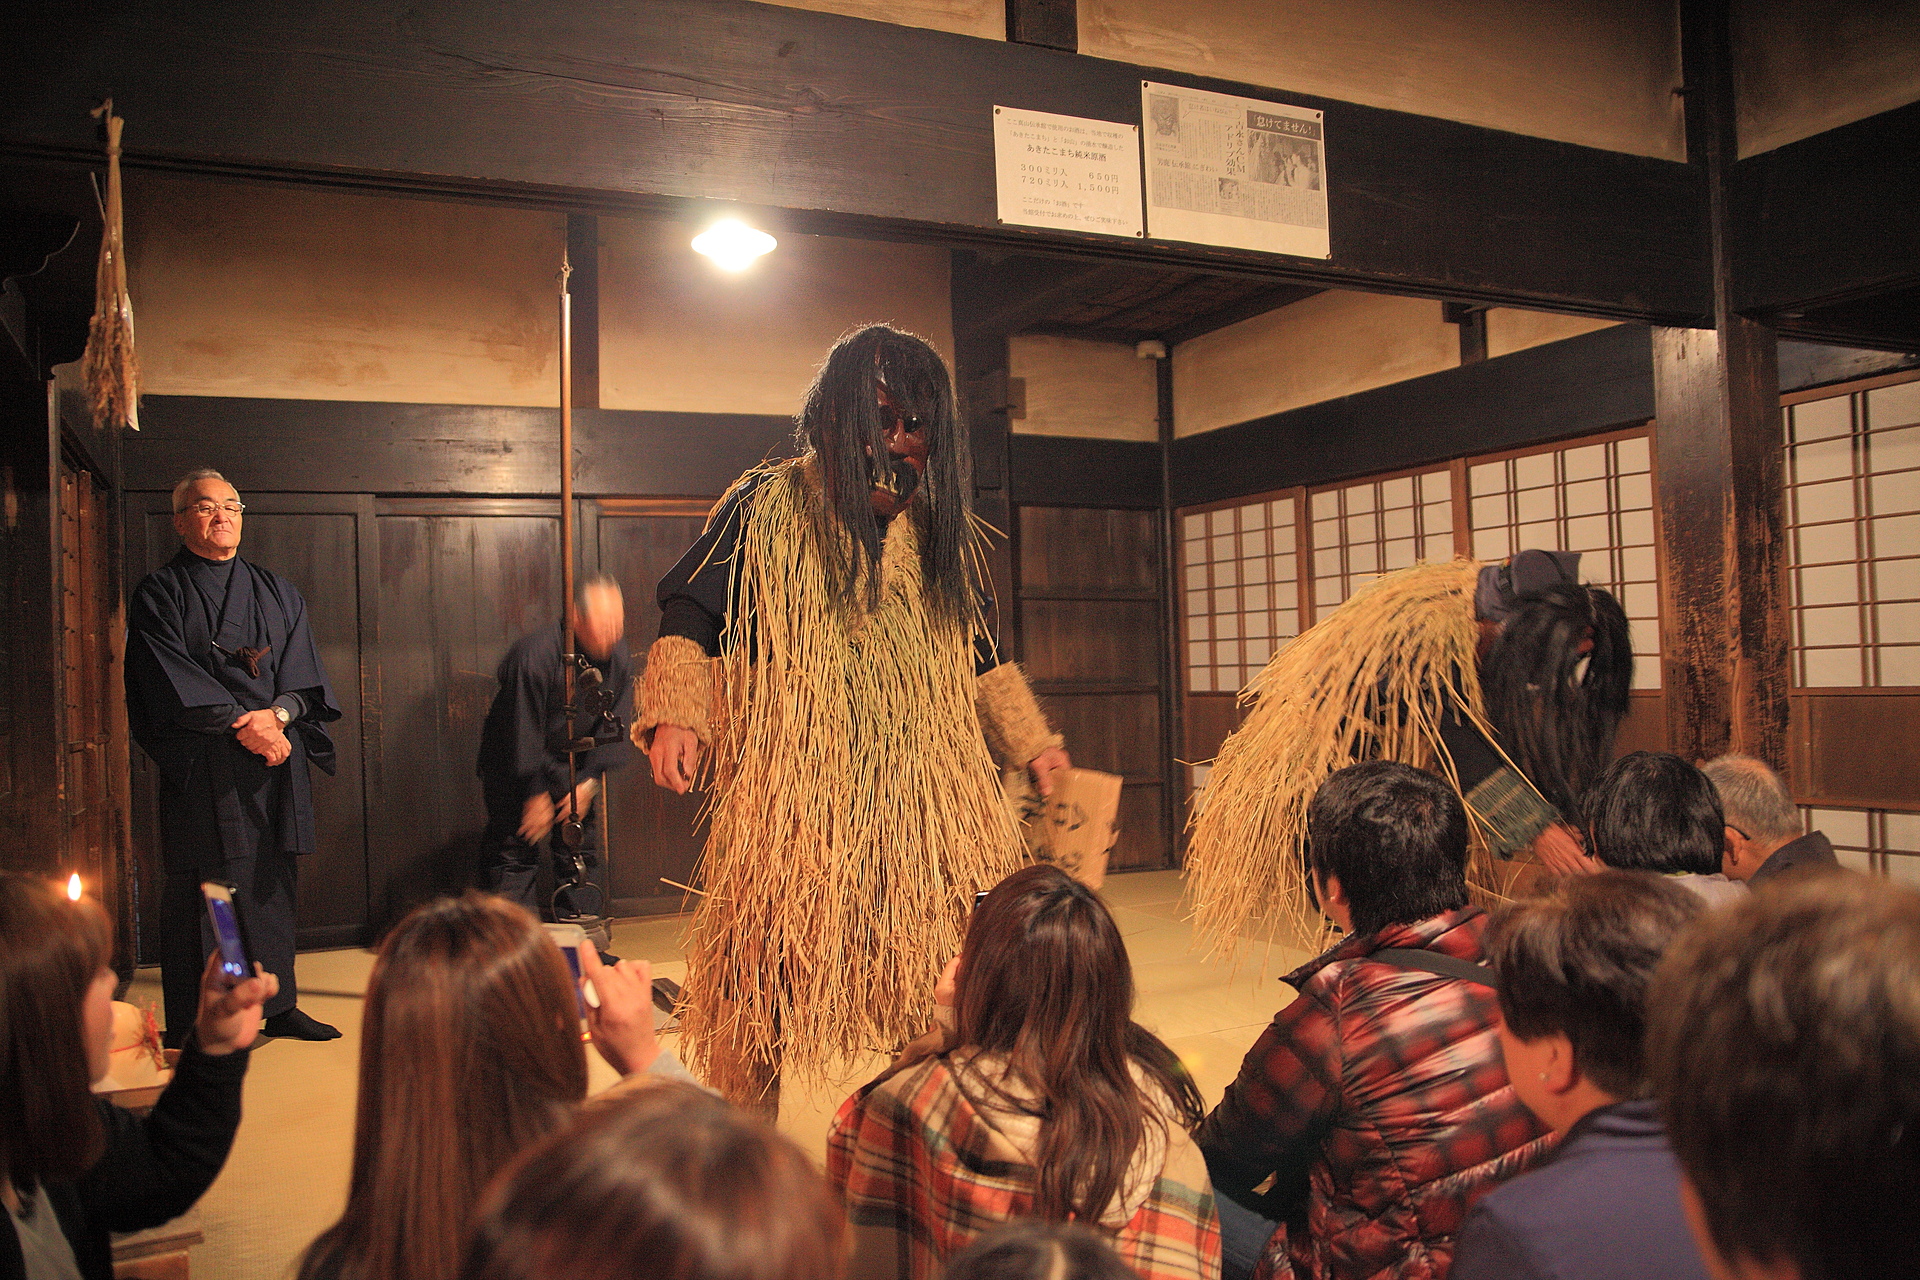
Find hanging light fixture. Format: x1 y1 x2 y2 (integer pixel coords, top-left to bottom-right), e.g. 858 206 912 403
692 218 777 272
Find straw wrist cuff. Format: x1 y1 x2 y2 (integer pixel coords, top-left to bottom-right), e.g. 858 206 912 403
976 662 1062 767
634 635 715 746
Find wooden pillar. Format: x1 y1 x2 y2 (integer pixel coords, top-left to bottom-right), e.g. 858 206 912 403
1154 353 1185 862
1653 0 1788 767
950 309 1016 653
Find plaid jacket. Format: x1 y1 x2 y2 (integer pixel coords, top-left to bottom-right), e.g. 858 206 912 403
1196 907 1552 1280
829 1041 1222 1280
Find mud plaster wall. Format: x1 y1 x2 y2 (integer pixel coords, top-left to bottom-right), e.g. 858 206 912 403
1173 291 1456 437
127 178 954 416
1009 334 1159 441
1172 293 1624 437
1734 0 1920 157
1080 0 1685 161
1486 309 1621 360
129 176 565 405
595 219 953 417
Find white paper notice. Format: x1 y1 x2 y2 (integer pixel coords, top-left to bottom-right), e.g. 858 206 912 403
993 106 1144 239
1142 82 1329 259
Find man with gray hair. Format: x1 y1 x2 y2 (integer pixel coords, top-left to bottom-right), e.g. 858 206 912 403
126 469 343 1043
1700 754 1839 886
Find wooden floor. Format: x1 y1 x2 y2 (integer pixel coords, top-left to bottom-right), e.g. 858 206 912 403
124 870 1316 1280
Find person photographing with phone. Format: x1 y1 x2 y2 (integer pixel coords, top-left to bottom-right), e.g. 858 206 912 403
294 892 688 1280
1 871 275 1280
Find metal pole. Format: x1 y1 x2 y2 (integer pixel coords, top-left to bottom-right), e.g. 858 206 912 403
560 250 579 826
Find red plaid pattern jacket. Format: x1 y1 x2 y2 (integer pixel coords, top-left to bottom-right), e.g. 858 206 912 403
1196 907 1552 1280
830 1042 1222 1280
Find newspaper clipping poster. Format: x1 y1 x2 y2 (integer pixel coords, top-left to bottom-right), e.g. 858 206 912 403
1141 82 1329 259
993 106 1144 239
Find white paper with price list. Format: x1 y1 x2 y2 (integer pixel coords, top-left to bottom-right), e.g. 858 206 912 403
993 106 1143 239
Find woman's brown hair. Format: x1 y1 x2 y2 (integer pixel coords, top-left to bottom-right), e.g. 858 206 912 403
952 864 1202 1226
0 871 113 1191
459 1082 843 1280
297 893 587 1280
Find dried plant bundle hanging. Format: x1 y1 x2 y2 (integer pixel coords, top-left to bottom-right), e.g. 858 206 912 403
82 99 140 431
677 460 1025 1104
1183 559 1529 961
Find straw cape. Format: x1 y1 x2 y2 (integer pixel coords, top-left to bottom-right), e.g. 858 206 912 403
1184 559 1538 960
677 459 1027 1103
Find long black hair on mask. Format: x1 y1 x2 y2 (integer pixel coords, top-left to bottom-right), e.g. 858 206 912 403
1482 581 1633 820
795 324 973 625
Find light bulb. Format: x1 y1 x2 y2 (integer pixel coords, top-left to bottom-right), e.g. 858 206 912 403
691 219 777 272
67 872 83 901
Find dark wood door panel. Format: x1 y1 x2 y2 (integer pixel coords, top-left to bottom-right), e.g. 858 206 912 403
1183 693 1245 762
1020 507 1161 594
1613 691 1669 759
1111 785 1164 872
1021 599 1164 684
594 510 711 912
239 511 369 939
1790 691 1920 811
373 512 560 929
1044 692 1161 781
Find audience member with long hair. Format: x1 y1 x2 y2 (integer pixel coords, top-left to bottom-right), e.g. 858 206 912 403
1451 871 1708 1280
2 870 273 1280
295 892 663 1280
459 1082 841 1280
829 864 1217 1280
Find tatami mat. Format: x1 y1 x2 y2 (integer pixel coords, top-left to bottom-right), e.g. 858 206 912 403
124 870 1316 1279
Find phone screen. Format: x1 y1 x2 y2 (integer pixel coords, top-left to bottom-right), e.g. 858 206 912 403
202 885 250 982
542 924 590 1019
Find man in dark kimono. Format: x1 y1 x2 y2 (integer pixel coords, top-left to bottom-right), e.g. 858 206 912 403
126 469 344 1045
476 574 634 917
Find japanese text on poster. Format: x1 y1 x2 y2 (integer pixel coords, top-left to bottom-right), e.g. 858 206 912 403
993 106 1144 238
1141 82 1329 259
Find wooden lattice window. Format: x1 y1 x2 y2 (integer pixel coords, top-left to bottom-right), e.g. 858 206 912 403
1466 429 1661 690
1784 376 1920 688
1803 807 1920 886
1182 496 1301 694
1306 467 1456 618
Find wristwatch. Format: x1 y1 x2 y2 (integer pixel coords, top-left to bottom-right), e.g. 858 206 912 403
272 704 292 726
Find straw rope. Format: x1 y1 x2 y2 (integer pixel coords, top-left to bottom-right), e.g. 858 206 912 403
83 101 139 432
678 460 1025 1104
1183 559 1531 960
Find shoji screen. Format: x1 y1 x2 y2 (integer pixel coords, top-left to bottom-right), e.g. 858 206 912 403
1465 430 1661 690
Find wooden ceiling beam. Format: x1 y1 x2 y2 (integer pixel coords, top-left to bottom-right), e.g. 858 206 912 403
1 0 1711 322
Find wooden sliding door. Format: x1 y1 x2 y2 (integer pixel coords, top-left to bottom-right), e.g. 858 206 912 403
1014 505 1172 870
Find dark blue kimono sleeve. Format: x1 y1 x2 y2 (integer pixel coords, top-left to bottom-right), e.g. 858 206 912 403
125 578 244 735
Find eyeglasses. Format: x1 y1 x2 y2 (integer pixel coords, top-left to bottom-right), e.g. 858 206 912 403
178 501 245 517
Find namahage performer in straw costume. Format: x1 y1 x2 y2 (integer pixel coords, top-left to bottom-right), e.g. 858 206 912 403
1184 550 1633 957
635 324 1071 1108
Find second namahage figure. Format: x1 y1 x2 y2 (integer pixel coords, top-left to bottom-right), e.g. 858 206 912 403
1185 549 1634 955
635 324 1071 1108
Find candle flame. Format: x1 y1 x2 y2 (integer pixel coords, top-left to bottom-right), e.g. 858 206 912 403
67 873 83 901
